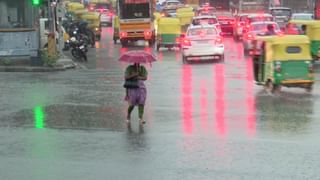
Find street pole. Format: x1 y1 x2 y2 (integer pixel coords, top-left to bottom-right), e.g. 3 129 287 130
47 0 57 56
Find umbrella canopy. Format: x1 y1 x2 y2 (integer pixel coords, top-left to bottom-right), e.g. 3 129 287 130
118 50 157 63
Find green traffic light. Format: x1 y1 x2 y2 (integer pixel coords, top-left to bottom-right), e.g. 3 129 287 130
32 0 40 5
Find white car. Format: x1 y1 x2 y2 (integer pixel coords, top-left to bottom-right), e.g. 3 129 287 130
291 13 314 20
181 25 224 62
191 15 221 33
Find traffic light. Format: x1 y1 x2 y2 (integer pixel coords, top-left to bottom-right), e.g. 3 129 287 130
32 0 41 6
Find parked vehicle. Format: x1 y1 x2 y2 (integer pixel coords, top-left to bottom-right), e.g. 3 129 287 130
242 21 281 55
80 12 101 41
156 17 181 51
181 25 224 63
252 35 314 93
69 37 88 62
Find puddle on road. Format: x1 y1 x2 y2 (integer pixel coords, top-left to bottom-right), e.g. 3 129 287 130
0 104 126 131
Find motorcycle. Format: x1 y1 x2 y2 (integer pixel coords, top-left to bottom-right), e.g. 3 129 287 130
69 37 88 61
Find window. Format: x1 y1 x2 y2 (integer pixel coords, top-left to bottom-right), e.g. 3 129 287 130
0 0 35 29
188 28 218 36
286 46 301 54
119 0 150 19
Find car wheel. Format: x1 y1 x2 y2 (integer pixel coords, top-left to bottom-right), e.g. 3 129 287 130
243 48 248 56
120 39 128 47
306 85 313 93
182 55 188 63
220 54 225 62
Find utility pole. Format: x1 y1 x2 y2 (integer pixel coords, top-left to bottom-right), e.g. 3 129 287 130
47 0 57 56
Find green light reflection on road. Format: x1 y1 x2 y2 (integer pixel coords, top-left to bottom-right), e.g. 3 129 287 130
34 106 45 129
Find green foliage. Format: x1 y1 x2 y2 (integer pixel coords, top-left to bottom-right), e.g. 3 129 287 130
0 57 12 66
40 49 59 67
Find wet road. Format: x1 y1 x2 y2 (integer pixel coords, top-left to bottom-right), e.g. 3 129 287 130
1 27 320 179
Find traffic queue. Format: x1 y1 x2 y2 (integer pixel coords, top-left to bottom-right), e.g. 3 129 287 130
62 0 318 93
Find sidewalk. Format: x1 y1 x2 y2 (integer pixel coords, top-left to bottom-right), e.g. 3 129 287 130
0 55 77 72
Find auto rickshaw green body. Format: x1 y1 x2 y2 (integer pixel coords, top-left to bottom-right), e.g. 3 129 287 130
288 20 320 60
253 35 314 92
156 17 181 51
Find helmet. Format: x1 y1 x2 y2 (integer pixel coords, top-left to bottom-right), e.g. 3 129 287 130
70 37 76 42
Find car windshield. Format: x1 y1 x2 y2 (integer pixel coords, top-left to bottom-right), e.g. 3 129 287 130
166 1 179 6
193 18 218 25
188 28 218 36
271 9 291 16
251 23 279 31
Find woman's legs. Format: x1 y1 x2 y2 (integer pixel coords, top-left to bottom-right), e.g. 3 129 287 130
127 105 134 121
138 104 145 124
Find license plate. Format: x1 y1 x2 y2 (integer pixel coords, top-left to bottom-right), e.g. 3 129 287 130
198 40 209 44
79 45 84 49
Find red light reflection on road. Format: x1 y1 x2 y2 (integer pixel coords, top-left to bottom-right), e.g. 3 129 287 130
214 64 227 136
246 59 256 136
157 52 163 62
200 80 209 133
175 51 180 62
120 47 128 55
181 65 193 134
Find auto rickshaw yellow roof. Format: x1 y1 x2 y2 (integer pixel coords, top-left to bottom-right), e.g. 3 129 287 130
289 20 320 27
158 17 180 24
80 12 100 19
256 35 310 45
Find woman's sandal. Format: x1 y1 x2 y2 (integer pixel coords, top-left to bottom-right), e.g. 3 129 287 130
139 119 146 125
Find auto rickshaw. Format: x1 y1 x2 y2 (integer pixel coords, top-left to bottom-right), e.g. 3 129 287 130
67 2 85 13
80 12 101 40
113 15 119 44
176 7 195 32
156 17 181 51
288 20 320 61
252 35 314 93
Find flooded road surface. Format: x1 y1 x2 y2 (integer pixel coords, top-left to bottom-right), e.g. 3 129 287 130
0 27 320 180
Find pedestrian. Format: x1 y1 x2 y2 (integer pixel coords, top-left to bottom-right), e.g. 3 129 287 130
300 24 307 35
124 63 148 125
265 24 277 36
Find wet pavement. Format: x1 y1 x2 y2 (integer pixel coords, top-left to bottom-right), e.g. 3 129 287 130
1 27 320 179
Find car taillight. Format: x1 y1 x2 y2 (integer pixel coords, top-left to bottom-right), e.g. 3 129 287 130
216 37 223 44
144 30 152 38
175 37 180 43
182 39 191 46
108 12 113 16
230 21 235 25
247 34 255 40
120 32 127 38
238 22 242 26
161 13 165 17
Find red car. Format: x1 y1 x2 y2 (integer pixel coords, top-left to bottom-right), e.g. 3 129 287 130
217 16 235 35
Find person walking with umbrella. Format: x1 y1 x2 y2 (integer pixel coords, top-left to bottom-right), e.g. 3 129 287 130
119 50 156 125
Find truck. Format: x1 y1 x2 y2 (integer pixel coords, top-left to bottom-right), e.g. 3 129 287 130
209 0 230 11
235 0 268 13
117 0 156 47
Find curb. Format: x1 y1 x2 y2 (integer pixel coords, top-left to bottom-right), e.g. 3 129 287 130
0 66 66 72
0 57 77 72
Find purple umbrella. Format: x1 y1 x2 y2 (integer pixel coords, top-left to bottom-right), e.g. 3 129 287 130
118 50 157 64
